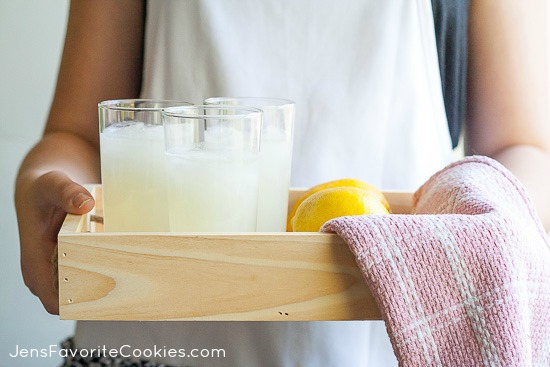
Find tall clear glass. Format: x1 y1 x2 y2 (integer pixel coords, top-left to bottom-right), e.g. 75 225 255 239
205 97 295 232
99 99 192 232
162 105 262 232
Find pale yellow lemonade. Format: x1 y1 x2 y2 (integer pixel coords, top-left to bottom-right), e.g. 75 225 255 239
100 123 169 231
257 129 293 231
166 148 259 232
202 100 295 232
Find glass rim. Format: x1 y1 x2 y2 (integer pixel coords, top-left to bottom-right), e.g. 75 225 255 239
204 96 295 108
162 105 263 119
98 99 193 112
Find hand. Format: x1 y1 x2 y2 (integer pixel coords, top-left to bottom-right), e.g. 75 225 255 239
16 171 95 314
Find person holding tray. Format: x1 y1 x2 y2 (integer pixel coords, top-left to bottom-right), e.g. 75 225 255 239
14 0 550 366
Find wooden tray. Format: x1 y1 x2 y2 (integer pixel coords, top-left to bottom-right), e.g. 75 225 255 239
58 186 413 321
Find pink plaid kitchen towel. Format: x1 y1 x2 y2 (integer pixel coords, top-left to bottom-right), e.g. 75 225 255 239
323 156 550 367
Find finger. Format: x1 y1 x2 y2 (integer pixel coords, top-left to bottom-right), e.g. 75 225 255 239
21 254 60 315
42 295 60 315
34 273 60 315
36 171 95 215
18 171 91 315
37 278 59 315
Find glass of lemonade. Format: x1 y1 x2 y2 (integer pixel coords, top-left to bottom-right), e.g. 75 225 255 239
99 99 192 232
162 105 262 232
205 97 295 232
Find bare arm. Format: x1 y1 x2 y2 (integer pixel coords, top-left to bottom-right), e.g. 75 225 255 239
467 0 550 228
15 0 145 314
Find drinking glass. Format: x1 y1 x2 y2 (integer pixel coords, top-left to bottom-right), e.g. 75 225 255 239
162 105 262 232
99 99 192 232
205 97 295 231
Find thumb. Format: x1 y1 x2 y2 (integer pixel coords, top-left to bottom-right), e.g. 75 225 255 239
36 171 95 215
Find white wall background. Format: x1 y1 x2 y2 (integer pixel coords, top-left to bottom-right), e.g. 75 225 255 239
0 1 72 366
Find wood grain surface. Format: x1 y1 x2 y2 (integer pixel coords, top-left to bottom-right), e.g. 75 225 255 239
58 186 413 321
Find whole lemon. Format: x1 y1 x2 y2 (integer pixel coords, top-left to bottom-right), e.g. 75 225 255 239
291 186 389 232
287 178 390 231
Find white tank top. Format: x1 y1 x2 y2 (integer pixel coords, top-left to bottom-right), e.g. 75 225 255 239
75 0 454 365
